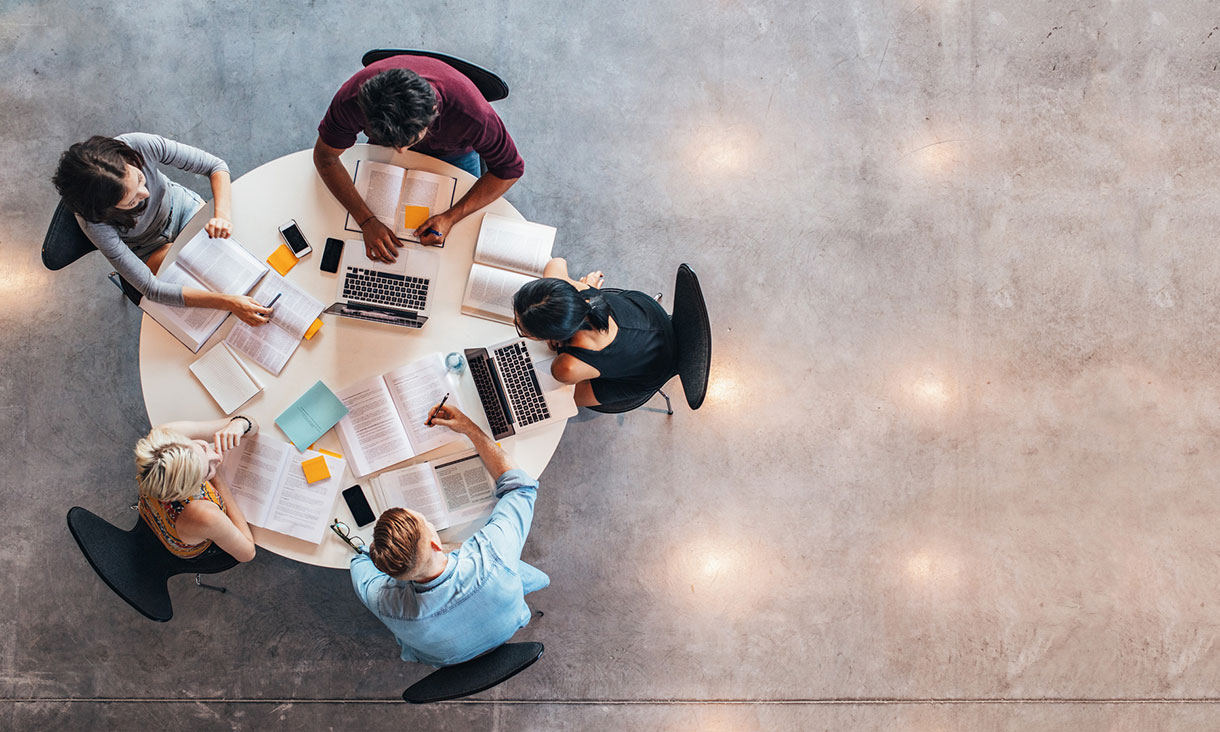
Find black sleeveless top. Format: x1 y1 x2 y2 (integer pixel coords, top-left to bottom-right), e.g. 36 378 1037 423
557 288 677 404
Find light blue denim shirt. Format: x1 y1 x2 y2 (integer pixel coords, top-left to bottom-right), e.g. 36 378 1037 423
350 468 549 666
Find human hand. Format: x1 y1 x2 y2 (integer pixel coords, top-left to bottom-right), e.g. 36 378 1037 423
213 419 247 454
361 217 402 263
426 403 479 436
205 216 233 238
229 295 274 326
414 211 454 247
579 270 605 288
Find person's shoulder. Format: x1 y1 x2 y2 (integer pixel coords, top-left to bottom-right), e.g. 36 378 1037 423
176 497 223 527
115 132 162 151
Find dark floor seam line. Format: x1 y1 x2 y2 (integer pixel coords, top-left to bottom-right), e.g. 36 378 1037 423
11 698 1220 705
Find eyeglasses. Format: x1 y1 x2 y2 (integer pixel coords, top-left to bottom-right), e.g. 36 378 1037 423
514 318 528 339
330 519 367 554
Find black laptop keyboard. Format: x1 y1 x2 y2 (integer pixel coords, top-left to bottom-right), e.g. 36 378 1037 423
469 353 511 437
493 341 551 427
342 267 429 311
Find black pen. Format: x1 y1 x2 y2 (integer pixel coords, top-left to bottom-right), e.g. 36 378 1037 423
265 292 282 309
427 392 450 426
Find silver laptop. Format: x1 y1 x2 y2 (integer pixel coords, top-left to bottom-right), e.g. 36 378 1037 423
465 338 579 440
325 241 440 329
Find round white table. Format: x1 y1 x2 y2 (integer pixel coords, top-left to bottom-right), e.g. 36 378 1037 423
139 144 568 568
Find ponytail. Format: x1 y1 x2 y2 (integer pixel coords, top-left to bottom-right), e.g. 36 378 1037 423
582 291 611 332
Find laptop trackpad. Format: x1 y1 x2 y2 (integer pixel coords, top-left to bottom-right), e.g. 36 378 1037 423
533 356 565 393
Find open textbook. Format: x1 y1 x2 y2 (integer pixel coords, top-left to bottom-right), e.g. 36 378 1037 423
343 160 458 242
189 342 263 415
461 213 557 323
334 353 467 477
224 273 325 375
370 452 497 530
219 434 347 544
140 230 269 352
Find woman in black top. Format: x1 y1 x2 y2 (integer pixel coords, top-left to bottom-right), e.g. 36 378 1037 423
512 258 677 407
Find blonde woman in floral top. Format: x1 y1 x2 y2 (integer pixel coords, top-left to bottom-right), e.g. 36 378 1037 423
133 416 258 562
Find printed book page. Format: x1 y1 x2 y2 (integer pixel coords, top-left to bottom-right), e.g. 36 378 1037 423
334 376 415 477
384 354 465 455
472 213 556 277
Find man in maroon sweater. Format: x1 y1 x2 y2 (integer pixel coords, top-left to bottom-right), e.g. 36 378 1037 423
313 55 524 262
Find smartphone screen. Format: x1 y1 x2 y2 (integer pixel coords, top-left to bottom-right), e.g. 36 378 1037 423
279 220 312 256
321 237 343 273
343 485 376 527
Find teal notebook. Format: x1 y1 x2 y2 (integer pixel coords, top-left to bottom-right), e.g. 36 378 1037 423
275 381 349 452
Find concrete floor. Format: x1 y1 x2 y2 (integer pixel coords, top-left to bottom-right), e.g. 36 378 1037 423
4 0 1220 729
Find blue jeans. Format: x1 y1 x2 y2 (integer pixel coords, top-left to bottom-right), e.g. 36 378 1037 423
437 149 482 179
519 561 550 595
163 182 205 241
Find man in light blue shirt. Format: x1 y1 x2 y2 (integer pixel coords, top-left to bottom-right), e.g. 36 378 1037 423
349 404 549 666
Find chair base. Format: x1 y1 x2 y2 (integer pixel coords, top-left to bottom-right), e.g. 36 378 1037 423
195 574 227 593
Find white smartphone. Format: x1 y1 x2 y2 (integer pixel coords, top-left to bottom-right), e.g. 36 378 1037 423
278 219 313 258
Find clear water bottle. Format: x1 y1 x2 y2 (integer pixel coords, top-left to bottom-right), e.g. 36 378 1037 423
445 351 466 374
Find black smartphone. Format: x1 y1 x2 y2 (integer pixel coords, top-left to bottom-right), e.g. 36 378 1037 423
321 237 344 273
342 485 376 527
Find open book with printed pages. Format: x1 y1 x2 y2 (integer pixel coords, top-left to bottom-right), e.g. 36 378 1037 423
343 160 458 243
140 230 269 352
460 213 557 324
219 434 347 544
224 272 325 375
370 451 497 531
334 353 467 477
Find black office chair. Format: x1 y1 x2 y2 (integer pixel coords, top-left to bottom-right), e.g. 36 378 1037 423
361 49 509 103
42 200 142 305
66 506 238 622
588 264 712 415
402 642 544 704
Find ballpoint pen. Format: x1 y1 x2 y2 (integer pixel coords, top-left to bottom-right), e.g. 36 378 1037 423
265 292 282 309
426 392 450 426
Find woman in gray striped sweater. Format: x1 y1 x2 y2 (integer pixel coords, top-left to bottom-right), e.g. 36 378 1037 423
52 133 272 325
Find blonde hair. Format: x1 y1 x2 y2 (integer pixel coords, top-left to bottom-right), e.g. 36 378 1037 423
133 427 207 502
370 508 424 578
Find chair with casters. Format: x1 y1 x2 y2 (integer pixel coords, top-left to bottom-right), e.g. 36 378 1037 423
586 264 711 415
402 641 544 704
66 506 238 623
42 200 142 305
360 49 509 102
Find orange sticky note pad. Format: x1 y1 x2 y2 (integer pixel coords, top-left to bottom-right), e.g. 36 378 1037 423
316 447 343 459
303 318 323 340
403 205 430 230
301 456 330 483
267 244 298 276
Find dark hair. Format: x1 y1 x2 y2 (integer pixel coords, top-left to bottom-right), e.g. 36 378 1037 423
513 278 612 342
369 508 423 578
52 136 145 229
357 69 438 149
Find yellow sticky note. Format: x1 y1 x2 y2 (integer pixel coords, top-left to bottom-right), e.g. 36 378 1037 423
403 205 430 230
267 243 298 276
303 318 323 340
301 455 330 484
317 447 343 459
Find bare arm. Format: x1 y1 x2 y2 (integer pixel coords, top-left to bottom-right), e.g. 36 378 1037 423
425 404 517 480
159 416 259 452
313 137 403 264
541 257 604 291
176 486 257 562
415 173 518 246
